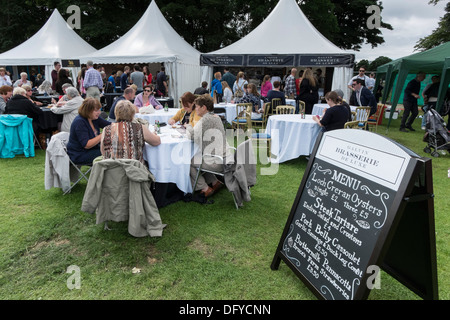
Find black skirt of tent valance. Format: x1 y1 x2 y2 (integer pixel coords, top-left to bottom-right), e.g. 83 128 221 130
200 54 354 67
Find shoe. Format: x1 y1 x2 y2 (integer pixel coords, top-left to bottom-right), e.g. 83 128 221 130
200 186 214 198
211 180 224 192
399 127 408 132
421 126 426 130
406 126 415 132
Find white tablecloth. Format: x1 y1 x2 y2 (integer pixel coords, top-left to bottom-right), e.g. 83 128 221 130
265 114 321 163
286 99 296 107
143 125 198 194
312 104 357 116
135 108 179 125
214 103 237 124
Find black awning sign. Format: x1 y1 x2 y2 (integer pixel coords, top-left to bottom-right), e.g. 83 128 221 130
247 55 295 67
61 59 81 68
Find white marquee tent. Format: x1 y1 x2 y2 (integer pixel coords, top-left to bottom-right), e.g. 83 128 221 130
0 9 96 82
200 0 354 100
80 0 202 104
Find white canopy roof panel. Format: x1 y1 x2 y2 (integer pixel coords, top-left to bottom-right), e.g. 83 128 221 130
0 9 96 66
82 0 200 65
201 0 353 67
211 0 345 55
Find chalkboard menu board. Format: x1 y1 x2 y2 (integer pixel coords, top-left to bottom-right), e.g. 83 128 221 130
272 129 439 300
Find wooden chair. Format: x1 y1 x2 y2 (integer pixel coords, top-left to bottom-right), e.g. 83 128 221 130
367 104 385 132
252 102 271 130
246 105 271 159
270 98 282 116
276 105 295 115
232 103 252 141
344 106 371 130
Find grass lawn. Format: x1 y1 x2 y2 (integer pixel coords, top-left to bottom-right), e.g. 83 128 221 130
0 114 449 301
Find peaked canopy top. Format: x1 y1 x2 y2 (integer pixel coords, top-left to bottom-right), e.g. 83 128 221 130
211 0 345 55
82 0 200 65
0 9 96 66
201 0 353 67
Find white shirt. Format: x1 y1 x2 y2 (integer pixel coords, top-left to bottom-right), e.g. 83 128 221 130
348 75 370 87
0 75 12 86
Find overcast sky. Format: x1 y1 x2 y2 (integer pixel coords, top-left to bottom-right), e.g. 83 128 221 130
351 0 447 62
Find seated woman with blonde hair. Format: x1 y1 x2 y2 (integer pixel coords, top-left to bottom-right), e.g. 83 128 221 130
168 91 201 127
101 100 160 164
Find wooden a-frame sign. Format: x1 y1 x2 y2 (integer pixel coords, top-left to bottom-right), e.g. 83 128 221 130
271 129 439 300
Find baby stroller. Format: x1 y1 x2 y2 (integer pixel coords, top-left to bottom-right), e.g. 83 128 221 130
423 108 450 157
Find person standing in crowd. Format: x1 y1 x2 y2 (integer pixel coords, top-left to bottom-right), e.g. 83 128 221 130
366 73 376 92
120 66 131 92
348 67 370 91
194 81 209 95
297 68 319 114
210 72 222 102
0 68 12 86
143 66 153 86
55 69 73 96
51 61 61 91
130 65 145 94
233 71 248 99
107 70 117 93
350 78 378 116
156 66 168 97
399 72 426 132
0 85 13 114
221 81 233 103
285 68 297 99
222 68 236 90
83 60 104 101
260 75 272 98
421 75 441 130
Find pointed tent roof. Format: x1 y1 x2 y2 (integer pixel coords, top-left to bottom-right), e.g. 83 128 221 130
0 9 96 66
212 0 345 55
82 0 200 65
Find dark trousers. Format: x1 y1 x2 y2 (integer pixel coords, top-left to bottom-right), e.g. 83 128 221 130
400 99 418 128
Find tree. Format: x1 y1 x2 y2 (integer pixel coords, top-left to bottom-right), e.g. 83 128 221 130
369 56 392 71
414 2 450 51
0 0 393 55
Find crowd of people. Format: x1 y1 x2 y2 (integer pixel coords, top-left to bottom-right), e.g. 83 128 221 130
2 61 449 201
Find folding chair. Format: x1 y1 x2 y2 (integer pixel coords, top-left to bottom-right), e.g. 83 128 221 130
47 132 93 195
276 105 296 114
192 146 239 209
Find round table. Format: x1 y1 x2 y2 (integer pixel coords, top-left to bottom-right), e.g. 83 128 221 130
265 114 321 163
143 125 198 194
